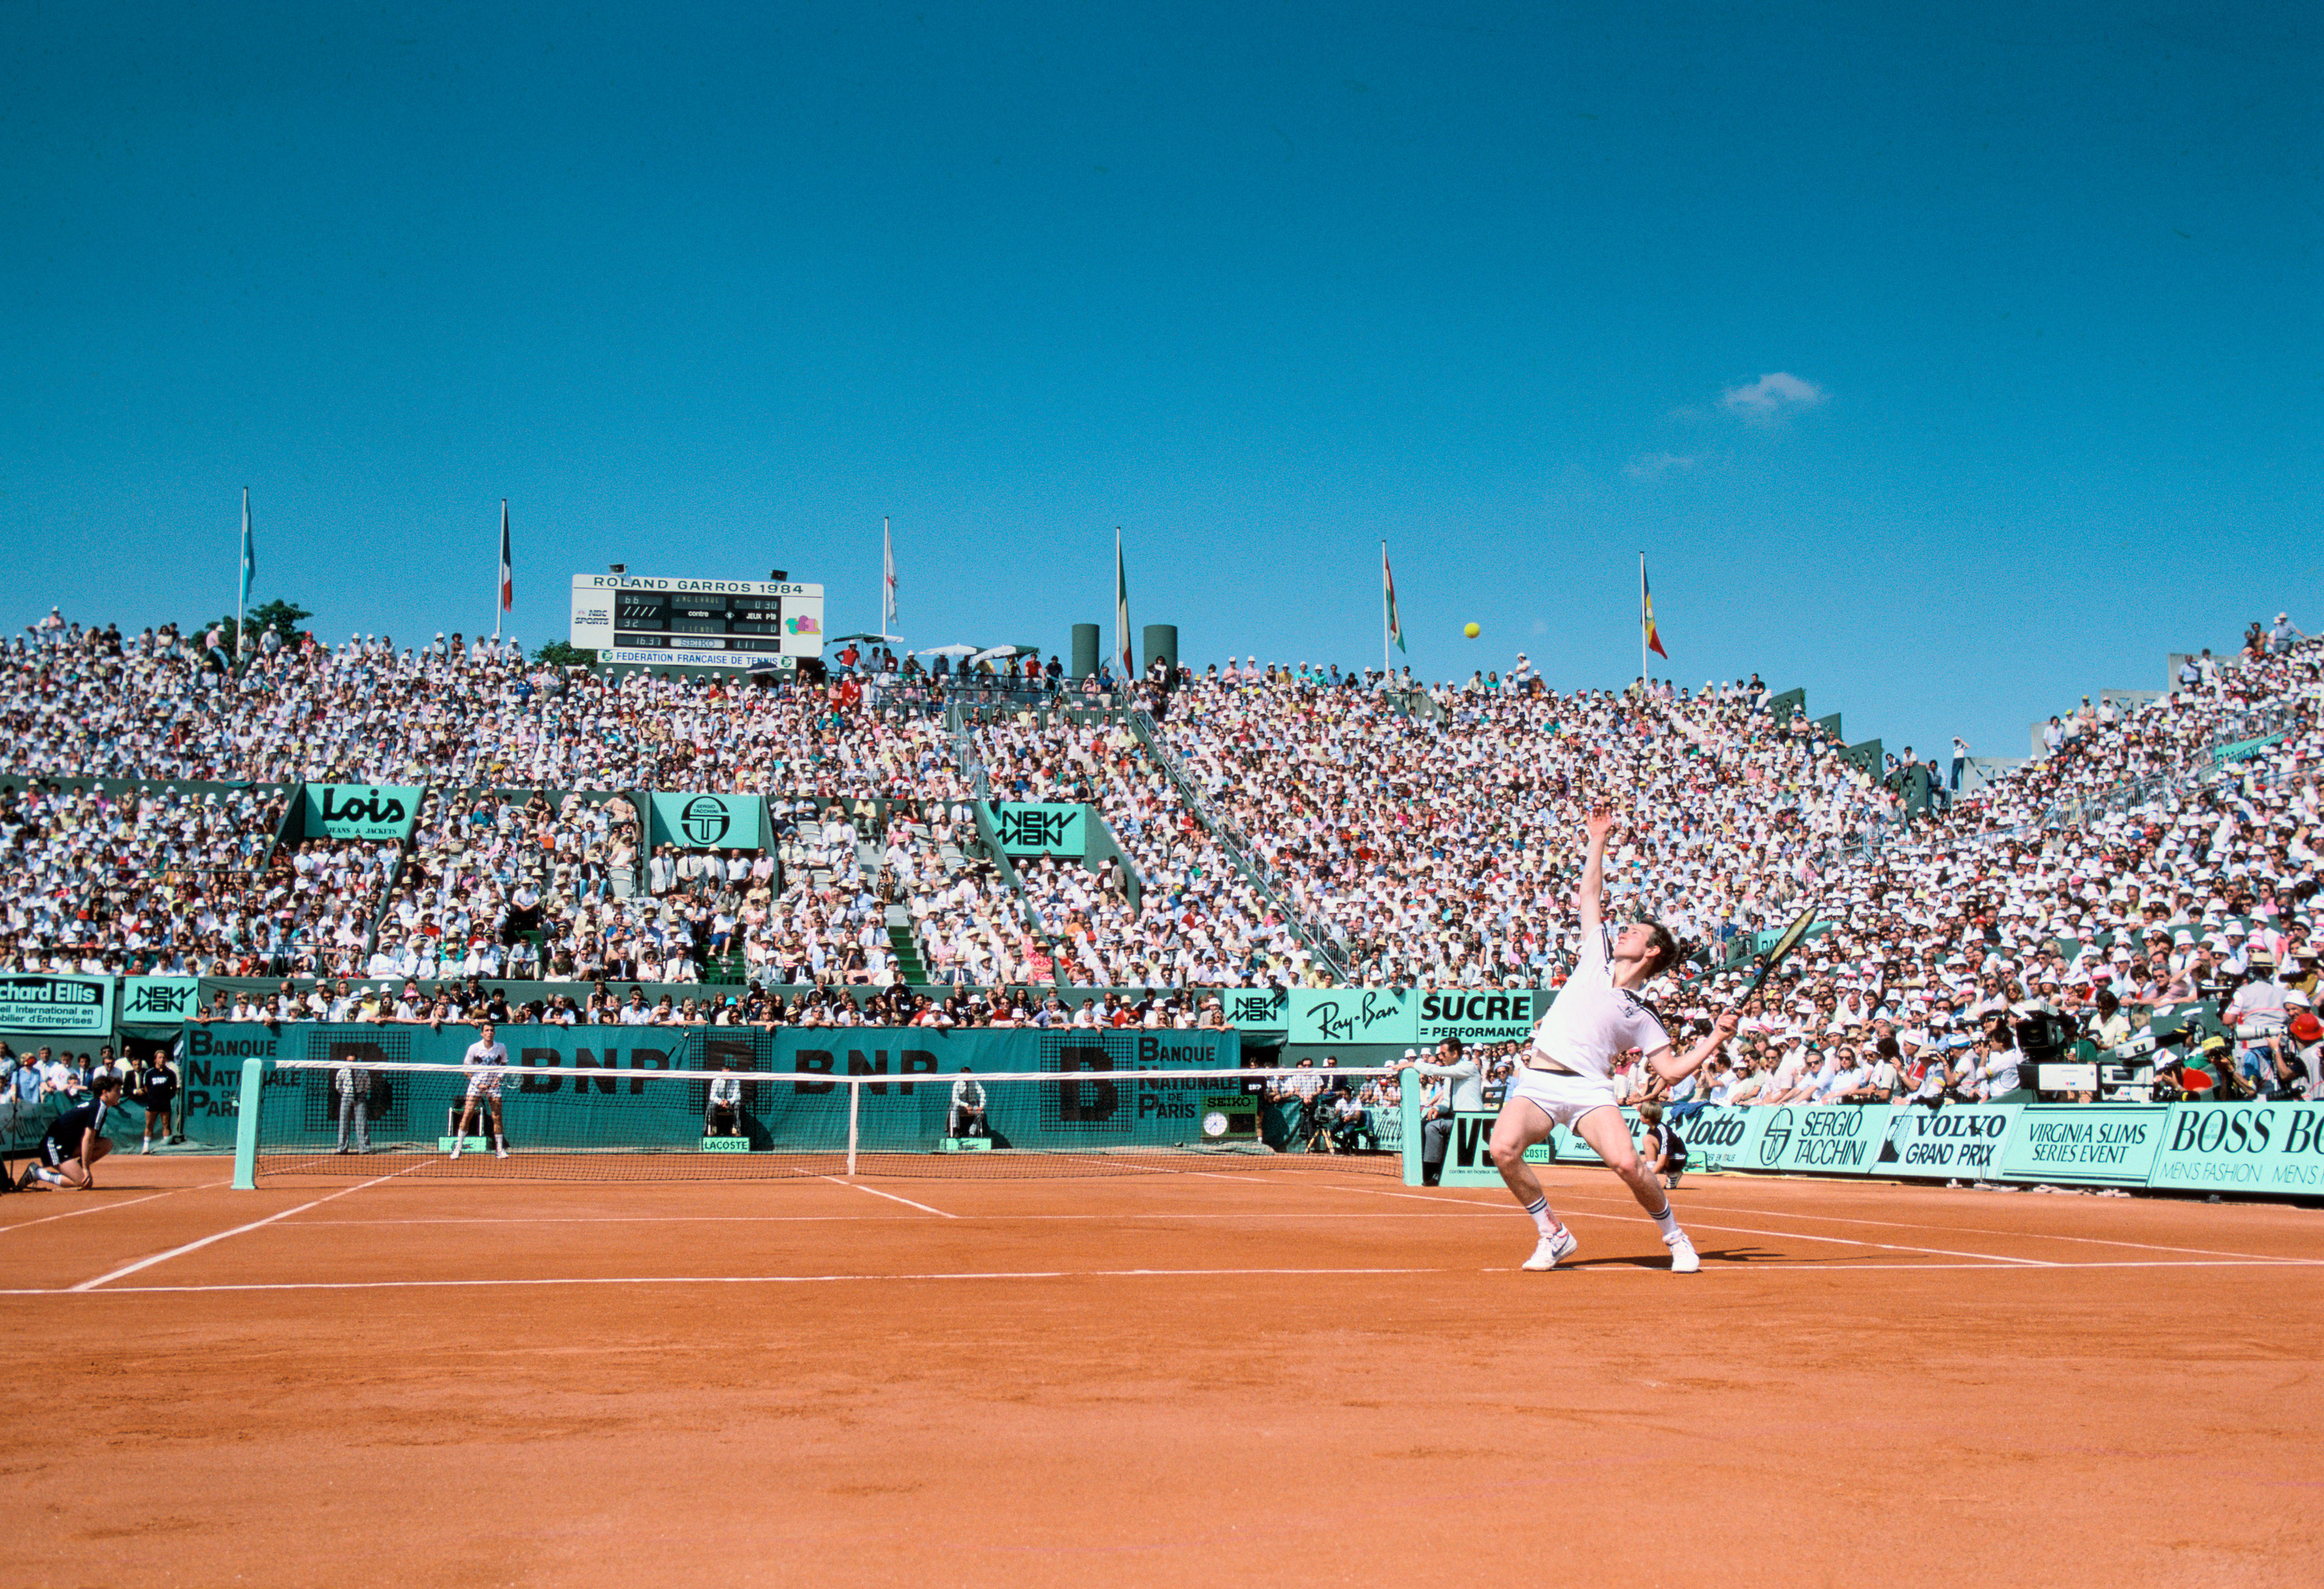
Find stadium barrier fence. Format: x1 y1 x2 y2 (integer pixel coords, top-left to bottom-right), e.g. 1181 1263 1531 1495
216 1022 1404 1185
1399 1091 2324 1198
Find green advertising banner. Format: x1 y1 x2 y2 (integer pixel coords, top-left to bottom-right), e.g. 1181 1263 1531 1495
1752 1104 1886 1174
992 803 1088 857
2147 1103 2324 1195
0 974 113 1036
1422 1104 1770 1185
1999 1105 2167 1185
1870 1103 2021 1181
648 792 764 850
1220 986 1288 1034
1288 988 1415 1047
1415 989 1543 1046
303 784 424 841
119 975 202 1027
201 1022 1242 1157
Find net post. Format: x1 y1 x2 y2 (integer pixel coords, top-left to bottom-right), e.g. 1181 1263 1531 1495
229 1053 270 1190
1401 1064 1423 1186
845 1078 860 1178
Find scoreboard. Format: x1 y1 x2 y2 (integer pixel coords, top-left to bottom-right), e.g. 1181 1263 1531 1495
569 574 825 670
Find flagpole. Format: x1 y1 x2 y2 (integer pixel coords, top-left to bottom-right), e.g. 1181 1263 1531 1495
1382 539 1390 679
1638 552 1647 698
239 487 250 662
494 500 506 642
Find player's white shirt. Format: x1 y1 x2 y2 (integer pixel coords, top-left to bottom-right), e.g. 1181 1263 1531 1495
1528 926 1670 1083
463 1040 508 1078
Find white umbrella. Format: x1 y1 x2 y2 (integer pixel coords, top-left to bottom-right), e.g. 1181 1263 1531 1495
916 643 980 658
967 645 1019 666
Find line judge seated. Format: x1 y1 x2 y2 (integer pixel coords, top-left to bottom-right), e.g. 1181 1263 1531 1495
948 1068 988 1140
1398 1037 1481 1186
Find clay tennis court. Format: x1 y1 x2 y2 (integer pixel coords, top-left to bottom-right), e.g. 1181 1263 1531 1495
5 1157 2320 1587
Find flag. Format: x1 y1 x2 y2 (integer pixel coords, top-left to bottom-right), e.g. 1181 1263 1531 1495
1115 527 1133 677
238 487 256 646
1642 559 1668 659
497 500 514 625
881 516 897 635
1383 543 1406 654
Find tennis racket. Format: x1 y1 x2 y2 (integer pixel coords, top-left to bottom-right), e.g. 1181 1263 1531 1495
1736 899 1821 1005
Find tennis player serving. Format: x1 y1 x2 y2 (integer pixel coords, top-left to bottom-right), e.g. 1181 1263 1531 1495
1489 803 1738 1273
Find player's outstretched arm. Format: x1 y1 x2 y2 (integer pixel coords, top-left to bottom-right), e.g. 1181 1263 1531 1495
1647 1012 1741 1085
1577 803 1614 942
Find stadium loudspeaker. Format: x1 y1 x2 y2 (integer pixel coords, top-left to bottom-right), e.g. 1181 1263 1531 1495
1071 624 1099 679
1142 624 1178 677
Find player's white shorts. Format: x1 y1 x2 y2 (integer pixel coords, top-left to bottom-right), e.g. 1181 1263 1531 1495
1507 1066 1621 1129
464 1071 504 1100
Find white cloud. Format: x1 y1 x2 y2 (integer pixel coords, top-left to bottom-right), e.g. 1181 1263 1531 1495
1626 452 1700 479
1719 372 1827 423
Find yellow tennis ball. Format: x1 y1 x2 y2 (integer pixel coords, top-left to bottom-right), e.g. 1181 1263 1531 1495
1463 622 1480 638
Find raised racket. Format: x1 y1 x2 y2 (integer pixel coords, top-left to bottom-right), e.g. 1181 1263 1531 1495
1736 899 1820 1005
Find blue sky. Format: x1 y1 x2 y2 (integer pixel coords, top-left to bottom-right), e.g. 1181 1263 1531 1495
4 1 2315 762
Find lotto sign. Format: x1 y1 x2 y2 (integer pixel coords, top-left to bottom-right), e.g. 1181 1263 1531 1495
2147 1103 2324 1194
304 784 424 841
1999 1105 2166 1186
0 975 112 1035
1754 1104 1885 1174
992 803 1087 857
1872 1104 2020 1180
648 793 763 851
1662 1105 1771 1175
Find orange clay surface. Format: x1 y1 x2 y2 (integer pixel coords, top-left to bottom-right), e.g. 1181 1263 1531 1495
4 1154 2320 1588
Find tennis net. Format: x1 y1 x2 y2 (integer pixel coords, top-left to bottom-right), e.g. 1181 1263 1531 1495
244 1030 1399 1181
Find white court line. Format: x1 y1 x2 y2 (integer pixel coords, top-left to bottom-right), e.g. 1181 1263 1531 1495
280 1208 1511 1228
5 1257 2316 1299
1588 1192 2316 1265
2 1264 1452 1298
1233 1174 2056 1265
822 1176 956 1218
0 1186 199 1233
67 1165 423 1292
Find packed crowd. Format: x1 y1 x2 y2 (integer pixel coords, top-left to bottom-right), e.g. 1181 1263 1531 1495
6 602 2322 1106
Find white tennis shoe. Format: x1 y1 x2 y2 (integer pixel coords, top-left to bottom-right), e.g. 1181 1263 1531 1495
1521 1226 1580 1271
1665 1230 1701 1274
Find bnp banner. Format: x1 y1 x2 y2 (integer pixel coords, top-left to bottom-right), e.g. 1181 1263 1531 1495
992 803 1088 857
1753 1104 1886 1174
303 783 423 841
0 974 112 1036
1999 1104 2166 1185
648 792 764 851
119 975 202 1027
2147 1102 2324 1195
1289 987 1415 1047
199 1022 1241 1153
1871 1103 2021 1181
